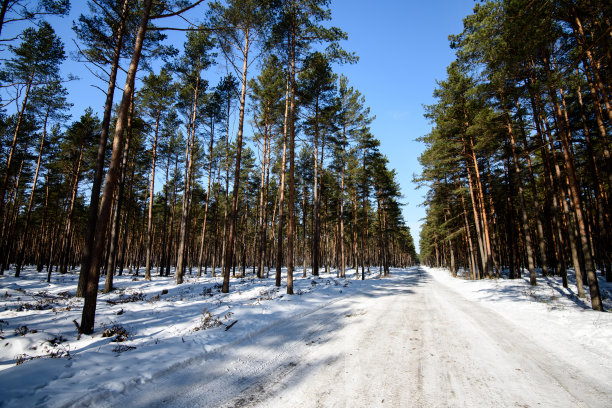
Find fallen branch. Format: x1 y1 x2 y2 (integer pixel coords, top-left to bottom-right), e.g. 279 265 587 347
225 320 238 331
72 319 82 340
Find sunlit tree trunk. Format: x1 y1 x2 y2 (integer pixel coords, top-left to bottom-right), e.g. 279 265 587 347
80 0 153 334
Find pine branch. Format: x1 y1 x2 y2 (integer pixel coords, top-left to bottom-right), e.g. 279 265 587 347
149 0 207 20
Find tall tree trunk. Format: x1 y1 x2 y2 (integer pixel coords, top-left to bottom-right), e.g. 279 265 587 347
104 104 133 293
58 144 84 276
78 0 130 298
339 126 346 279
312 107 320 277
276 53 290 288
0 0 10 38
463 158 484 280
543 56 601 310
286 25 296 294
0 72 33 229
555 87 602 310
176 75 200 284
467 135 493 278
302 185 307 277
261 139 271 278
352 190 358 278
576 82 611 282
15 109 49 275
256 119 268 278
197 118 216 277
500 93 536 286
458 182 478 280
80 0 153 334
222 31 250 293
145 111 161 280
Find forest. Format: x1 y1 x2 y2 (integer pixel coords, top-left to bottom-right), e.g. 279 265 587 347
0 0 417 335
2 1 612 406
417 0 611 311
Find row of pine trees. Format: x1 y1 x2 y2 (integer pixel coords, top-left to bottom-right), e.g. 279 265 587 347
0 0 417 333
417 0 610 311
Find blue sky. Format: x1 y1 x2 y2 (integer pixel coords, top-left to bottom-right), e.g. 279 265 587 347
3 0 476 254
330 0 476 252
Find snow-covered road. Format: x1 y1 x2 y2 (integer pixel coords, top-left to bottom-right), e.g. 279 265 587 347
101 267 612 408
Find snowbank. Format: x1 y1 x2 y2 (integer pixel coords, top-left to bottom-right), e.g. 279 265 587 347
0 266 374 407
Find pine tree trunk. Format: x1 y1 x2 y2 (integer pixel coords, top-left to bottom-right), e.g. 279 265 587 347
576 83 611 282
104 109 133 293
80 0 153 334
339 127 346 279
58 144 84 276
302 185 307 277
0 73 33 228
0 0 10 37
222 31 250 293
352 190 358 278
464 160 484 280
78 0 130 298
176 75 200 284
458 183 477 280
550 83 602 310
15 109 49 275
261 140 271 278
468 135 494 277
197 119 216 277
286 25 296 295
572 10 612 125
145 111 160 280
312 108 320 277
501 95 537 286
527 78 568 285
256 121 268 278
276 53 290 288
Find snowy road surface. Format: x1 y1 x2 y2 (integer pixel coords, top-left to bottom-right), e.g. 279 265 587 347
102 267 612 408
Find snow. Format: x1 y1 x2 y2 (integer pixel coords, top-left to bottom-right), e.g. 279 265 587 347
0 266 369 407
424 266 612 363
1 265 611 407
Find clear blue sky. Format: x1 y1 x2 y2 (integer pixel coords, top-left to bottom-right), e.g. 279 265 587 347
3 0 476 254
330 0 476 253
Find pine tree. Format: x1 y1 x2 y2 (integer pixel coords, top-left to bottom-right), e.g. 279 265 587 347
174 26 215 284
138 67 176 281
209 0 273 293
0 0 69 39
297 51 336 277
14 79 71 276
0 22 65 232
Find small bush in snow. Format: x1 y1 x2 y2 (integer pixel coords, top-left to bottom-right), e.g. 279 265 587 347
194 308 222 331
101 325 131 342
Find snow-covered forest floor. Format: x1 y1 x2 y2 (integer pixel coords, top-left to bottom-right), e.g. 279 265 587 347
1 266 611 407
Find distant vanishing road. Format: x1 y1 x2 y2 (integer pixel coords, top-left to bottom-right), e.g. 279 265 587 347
103 268 612 408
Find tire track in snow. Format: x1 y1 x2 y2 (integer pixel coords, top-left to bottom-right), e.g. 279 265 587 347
98 268 612 407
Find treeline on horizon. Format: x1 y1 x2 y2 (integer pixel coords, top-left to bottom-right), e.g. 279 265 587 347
0 0 417 334
417 0 611 311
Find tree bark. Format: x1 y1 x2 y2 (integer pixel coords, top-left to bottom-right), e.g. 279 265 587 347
80 0 153 334
145 111 161 280
176 74 200 284
222 31 250 293
501 94 536 286
286 24 296 294
78 0 130 298
0 73 33 228
104 102 133 292
197 117 216 277
15 108 49 275
276 52 290 288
